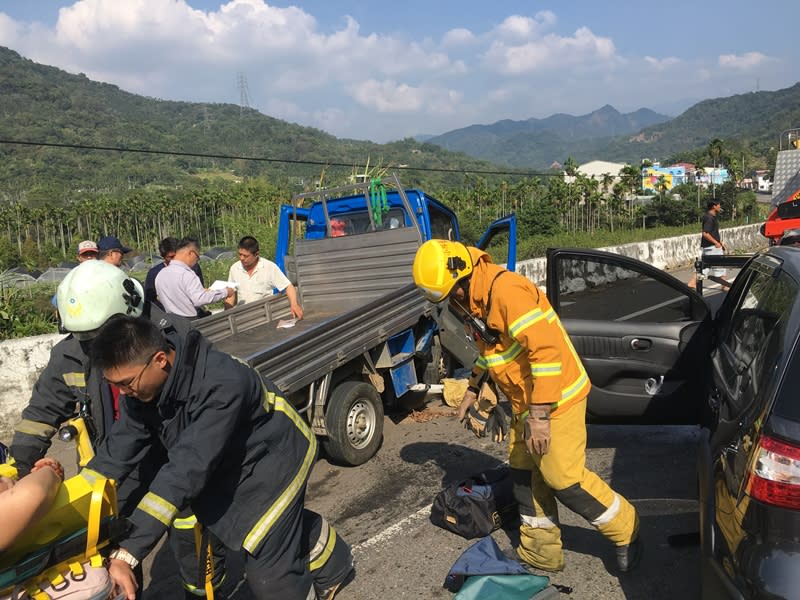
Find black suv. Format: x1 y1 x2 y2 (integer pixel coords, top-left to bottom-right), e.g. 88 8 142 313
545 246 800 599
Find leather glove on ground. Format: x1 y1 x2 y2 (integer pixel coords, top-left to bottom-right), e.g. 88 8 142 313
485 406 508 443
525 404 552 455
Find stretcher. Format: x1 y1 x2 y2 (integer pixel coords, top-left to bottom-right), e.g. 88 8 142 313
0 418 122 600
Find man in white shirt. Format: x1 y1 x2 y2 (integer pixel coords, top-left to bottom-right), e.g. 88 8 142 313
155 237 234 318
225 236 304 319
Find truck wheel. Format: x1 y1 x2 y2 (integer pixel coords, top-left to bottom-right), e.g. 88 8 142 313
323 381 384 466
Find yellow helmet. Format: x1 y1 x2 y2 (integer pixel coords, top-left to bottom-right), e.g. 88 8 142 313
412 239 473 302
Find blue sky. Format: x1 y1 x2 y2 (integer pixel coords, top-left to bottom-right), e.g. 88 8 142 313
0 0 797 142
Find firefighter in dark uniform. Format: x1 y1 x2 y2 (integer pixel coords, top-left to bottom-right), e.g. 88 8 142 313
82 314 354 600
10 260 226 598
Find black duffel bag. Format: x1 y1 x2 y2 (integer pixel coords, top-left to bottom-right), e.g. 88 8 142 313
430 467 517 539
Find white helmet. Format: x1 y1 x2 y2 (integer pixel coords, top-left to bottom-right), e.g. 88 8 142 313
57 260 144 337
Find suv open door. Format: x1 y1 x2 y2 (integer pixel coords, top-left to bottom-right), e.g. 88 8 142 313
546 248 711 424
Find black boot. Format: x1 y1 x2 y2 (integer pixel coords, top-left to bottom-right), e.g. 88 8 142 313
616 536 643 572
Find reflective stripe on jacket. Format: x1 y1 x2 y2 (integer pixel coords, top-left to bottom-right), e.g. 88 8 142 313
86 328 316 560
466 247 590 417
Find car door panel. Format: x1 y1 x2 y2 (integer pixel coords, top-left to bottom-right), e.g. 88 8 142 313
546 248 711 424
565 319 703 422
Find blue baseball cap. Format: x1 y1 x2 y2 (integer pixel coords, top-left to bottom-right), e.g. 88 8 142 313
97 235 132 254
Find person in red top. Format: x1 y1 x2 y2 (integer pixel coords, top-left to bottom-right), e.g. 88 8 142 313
413 240 642 573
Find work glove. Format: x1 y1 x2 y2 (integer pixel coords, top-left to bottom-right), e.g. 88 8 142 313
485 405 508 443
525 404 552 455
461 382 506 443
456 386 479 421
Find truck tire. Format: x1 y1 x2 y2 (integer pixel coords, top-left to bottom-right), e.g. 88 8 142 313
323 380 384 466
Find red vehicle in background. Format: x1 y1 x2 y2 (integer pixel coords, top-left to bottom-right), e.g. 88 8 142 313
761 128 800 244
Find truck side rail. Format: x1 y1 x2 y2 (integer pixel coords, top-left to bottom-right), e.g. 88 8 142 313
194 294 293 343
246 283 431 395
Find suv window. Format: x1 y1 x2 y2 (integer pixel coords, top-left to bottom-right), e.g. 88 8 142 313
717 268 797 411
554 256 696 323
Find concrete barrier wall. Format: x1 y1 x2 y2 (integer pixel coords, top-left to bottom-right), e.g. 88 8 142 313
0 224 766 438
0 332 66 436
516 223 765 286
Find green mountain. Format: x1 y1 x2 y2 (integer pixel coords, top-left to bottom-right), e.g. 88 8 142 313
426 84 800 168
427 105 671 167
600 84 800 163
0 47 505 199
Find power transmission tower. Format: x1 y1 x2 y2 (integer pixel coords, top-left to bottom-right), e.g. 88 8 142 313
237 72 251 118
203 105 211 135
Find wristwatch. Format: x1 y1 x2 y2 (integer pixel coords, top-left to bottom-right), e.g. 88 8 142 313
109 548 139 569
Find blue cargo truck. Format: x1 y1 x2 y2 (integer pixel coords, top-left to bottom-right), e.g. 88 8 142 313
194 176 516 466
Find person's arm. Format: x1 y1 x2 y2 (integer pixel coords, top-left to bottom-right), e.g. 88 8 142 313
11 340 85 475
181 270 228 307
284 284 304 319
85 396 156 485
224 265 237 309
0 458 63 551
271 263 303 319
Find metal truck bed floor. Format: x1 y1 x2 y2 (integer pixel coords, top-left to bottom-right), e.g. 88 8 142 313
212 311 340 358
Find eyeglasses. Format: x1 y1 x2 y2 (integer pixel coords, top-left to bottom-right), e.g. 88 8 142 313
107 352 157 392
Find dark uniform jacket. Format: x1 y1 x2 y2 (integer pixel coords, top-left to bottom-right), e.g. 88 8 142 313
11 335 112 474
84 328 317 561
11 307 185 490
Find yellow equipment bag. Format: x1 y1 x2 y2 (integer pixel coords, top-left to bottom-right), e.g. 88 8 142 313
0 470 120 599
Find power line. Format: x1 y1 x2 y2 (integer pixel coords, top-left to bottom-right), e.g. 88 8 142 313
0 138 559 178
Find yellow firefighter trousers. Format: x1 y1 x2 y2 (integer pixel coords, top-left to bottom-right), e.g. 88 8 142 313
509 397 638 571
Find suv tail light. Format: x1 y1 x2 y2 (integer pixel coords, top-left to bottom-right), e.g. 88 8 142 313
748 435 800 510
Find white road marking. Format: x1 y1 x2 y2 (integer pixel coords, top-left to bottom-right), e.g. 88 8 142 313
352 506 431 554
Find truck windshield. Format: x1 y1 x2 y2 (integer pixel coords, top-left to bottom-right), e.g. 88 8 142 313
327 208 406 237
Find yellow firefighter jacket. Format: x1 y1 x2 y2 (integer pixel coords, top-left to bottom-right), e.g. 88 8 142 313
466 247 590 417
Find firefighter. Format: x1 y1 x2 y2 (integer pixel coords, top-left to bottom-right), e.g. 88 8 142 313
83 314 354 600
10 260 226 599
412 240 642 573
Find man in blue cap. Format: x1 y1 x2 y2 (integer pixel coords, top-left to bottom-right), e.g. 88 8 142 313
98 235 132 268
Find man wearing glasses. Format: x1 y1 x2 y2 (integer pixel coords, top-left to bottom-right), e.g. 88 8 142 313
84 315 354 600
155 237 234 319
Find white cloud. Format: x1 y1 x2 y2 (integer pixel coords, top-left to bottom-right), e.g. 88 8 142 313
493 11 556 40
718 51 772 70
644 56 681 70
349 79 462 114
442 27 475 47
484 26 617 74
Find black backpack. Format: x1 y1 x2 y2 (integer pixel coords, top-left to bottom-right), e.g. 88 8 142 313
430 467 518 539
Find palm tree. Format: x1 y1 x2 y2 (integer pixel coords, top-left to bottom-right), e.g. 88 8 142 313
708 138 724 198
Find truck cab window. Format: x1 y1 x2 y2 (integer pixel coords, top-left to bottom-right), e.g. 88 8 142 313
428 206 456 240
